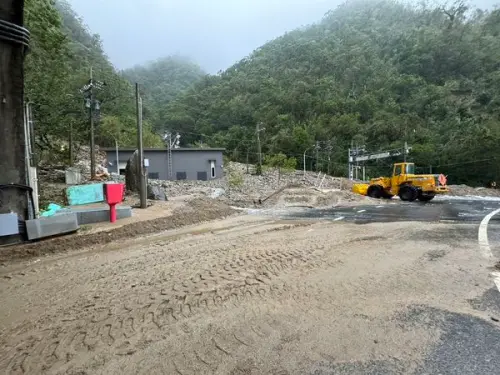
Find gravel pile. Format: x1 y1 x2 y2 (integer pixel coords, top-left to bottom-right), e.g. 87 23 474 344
448 184 500 197
73 146 108 177
147 162 355 207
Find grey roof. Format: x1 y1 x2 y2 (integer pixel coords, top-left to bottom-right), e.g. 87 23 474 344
102 147 225 152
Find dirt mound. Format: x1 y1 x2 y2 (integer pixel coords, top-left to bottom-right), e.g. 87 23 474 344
0 199 237 263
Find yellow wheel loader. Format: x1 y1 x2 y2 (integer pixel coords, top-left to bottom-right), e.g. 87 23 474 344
352 162 449 202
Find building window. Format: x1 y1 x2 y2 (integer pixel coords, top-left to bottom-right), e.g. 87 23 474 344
197 171 208 181
394 165 402 176
210 160 216 178
148 172 159 180
176 172 187 180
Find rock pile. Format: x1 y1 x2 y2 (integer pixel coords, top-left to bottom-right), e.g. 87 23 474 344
146 162 355 207
72 145 108 178
448 184 500 197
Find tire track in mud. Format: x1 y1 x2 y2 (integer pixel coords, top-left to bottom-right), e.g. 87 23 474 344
0 220 393 374
0 224 331 374
107 302 300 375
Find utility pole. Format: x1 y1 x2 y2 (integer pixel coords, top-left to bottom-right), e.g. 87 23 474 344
0 1 30 241
326 143 333 175
69 122 74 166
315 141 320 172
355 143 359 180
348 147 352 180
246 146 250 174
89 67 95 178
80 67 104 179
136 83 147 209
256 123 264 174
115 139 119 174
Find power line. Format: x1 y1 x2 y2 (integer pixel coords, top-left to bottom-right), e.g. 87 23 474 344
434 158 496 168
164 127 495 174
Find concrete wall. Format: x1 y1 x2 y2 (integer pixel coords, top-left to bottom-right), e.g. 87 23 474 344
105 149 224 181
171 150 223 181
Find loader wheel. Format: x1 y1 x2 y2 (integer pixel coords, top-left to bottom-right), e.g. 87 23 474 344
399 185 418 202
418 193 435 202
367 185 382 199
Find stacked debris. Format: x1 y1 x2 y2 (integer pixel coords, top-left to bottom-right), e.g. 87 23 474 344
146 162 356 207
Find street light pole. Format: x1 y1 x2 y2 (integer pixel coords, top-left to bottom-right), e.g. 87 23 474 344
115 138 119 175
256 123 265 174
303 146 313 176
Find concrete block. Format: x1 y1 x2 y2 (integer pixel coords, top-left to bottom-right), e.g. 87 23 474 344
26 213 79 240
65 168 83 185
57 205 132 225
0 213 20 236
66 183 104 205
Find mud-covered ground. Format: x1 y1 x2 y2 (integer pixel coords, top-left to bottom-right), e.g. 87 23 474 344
1 210 499 374
0 199 236 263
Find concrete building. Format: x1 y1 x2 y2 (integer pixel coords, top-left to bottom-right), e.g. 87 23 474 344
103 148 225 181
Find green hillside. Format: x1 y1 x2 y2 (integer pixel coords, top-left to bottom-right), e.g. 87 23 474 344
163 0 500 184
24 0 163 163
122 57 205 132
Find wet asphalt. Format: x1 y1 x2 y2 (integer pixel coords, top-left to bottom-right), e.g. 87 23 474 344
274 198 500 375
284 198 500 224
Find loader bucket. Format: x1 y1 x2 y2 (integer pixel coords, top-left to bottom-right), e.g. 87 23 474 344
352 183 369 196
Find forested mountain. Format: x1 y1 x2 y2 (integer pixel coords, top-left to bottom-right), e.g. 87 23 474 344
163 0 500 184
122 57 205 132
24 0 163 163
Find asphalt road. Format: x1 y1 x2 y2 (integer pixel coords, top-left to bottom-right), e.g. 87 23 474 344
272 197 500 375
286 198 500 224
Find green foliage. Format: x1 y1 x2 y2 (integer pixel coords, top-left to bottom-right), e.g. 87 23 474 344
161 0 500 185
255 163 262 176
224 161 244 189
228 170 244 189
264 153 297 172
121 57 206 132
24 0 163 160
96 115 163 148
264 153 297 184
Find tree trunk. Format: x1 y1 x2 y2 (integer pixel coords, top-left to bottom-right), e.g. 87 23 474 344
0 1 28 238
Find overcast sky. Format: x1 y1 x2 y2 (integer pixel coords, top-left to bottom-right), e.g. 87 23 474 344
69 0 498 73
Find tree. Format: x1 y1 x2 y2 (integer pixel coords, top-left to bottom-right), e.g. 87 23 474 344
122 56 205 132
0 0 28 243
264 153 297 186
21 0 145 162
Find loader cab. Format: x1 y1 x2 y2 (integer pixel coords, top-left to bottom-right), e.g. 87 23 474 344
393 162 415 176
392 162 415 187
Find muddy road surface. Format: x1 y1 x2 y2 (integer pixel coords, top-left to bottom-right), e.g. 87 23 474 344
1 211 500 374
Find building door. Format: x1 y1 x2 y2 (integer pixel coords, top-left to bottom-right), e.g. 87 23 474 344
210 160 216 178
197 171 208 181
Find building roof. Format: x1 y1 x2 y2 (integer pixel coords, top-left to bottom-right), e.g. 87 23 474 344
102 147 225 152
